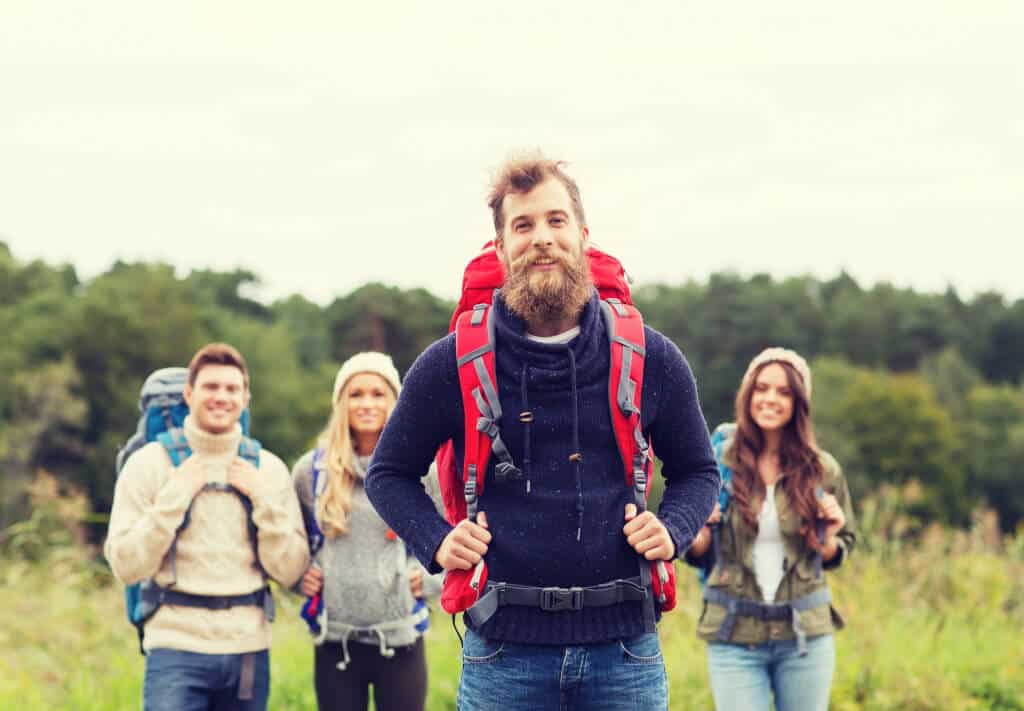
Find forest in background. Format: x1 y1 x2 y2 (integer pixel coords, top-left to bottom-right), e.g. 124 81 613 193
1 239 1023 539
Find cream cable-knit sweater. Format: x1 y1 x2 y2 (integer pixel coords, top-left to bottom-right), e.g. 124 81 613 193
105 416 309 654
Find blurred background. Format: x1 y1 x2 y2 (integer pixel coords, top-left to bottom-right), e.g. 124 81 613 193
1 2 1021 708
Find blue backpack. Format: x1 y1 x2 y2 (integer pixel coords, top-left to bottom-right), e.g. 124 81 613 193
697 423 736 584
115 367 269 653
299 448 430 640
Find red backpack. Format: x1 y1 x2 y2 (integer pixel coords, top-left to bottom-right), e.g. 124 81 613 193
435 242 677 628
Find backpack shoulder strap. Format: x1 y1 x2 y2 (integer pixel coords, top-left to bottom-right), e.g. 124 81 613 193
454 300 499 519
701 424 737 585
307 447 326 551
599 298 649 494
710 423 736 515
311 447 326 504
157 429 192 467
454 293 526 509
600 298 668 629
237 436 261 467
455 298 517 593
154 428 194 587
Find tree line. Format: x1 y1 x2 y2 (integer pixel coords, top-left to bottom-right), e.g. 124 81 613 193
1 241 1022 537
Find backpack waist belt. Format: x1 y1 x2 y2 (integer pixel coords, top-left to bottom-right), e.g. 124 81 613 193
140 584 276 621
702 586 831 656
466 576 648 627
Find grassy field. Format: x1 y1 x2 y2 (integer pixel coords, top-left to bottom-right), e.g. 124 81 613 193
1 491 1022 710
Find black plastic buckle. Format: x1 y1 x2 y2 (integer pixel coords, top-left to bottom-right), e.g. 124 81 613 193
494 461 522 482
207 596 236 610
540 586 584 612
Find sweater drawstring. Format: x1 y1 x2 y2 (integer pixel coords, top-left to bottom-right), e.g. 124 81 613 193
328 612 422 670
329 628 398 671
519 365 533 494
370 625 396 659
566 348 584 543
335 629 353 671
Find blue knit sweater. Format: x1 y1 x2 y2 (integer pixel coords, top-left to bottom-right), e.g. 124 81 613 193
365 292 719 644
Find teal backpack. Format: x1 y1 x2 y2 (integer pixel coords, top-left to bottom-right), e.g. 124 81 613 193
114 367 272 653
698 423 736 584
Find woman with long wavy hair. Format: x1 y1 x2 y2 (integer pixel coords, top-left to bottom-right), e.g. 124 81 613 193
685 348 857 711
292 352 440 711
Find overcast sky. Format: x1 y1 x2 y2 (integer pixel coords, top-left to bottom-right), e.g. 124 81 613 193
2 1 1021 304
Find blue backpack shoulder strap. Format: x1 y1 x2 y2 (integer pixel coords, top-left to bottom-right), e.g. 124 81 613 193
308 447 326 551
231 436 265 576
237 436 261 466
699 423 736 585
154 428 195 588
710 422 736 515
157 428 192 467
300 447 328 636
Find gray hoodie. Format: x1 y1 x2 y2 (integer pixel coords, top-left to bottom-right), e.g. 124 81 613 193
292 450 443 667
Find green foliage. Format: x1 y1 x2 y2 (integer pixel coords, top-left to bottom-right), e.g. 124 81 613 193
2 509 1022 710
812 358 967 523
2 241 1024 533
0 361 87 529
326 282 453 373
964 384 1024 531
920 346 982 412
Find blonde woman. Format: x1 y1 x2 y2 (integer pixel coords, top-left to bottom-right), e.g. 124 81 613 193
292 352 440 711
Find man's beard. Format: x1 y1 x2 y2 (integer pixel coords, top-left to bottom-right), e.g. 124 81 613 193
500 247 593 327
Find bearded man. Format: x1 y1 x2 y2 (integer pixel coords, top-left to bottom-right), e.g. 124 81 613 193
365 154 718 711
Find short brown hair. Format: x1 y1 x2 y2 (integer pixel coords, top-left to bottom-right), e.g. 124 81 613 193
487 154 587 234
187 342 250 388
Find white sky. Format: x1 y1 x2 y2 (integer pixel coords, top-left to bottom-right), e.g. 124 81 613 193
2 1 1021 304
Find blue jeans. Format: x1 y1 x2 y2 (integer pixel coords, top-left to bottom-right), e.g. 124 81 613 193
706 634 835 711
457 628 668 711
143 649 270 711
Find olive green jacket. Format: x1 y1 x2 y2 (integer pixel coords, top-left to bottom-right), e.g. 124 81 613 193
685 447 857 645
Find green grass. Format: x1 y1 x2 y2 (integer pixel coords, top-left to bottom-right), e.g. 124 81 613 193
2 527 1022 710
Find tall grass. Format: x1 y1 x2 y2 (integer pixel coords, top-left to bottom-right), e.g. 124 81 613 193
1 479 1021 710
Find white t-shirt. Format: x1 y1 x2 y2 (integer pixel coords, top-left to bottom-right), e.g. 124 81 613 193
526 326 580 345
752 483 786 603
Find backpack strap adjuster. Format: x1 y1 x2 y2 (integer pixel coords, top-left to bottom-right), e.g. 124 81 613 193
470 302 488 326
464 469 479 519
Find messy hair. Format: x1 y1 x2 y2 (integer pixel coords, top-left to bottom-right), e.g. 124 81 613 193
487 152 587 234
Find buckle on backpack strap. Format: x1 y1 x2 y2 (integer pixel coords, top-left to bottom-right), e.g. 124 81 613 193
206 596 238 610
541 586 584 612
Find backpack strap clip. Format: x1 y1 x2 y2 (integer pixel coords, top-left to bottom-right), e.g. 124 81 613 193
464 468 479 520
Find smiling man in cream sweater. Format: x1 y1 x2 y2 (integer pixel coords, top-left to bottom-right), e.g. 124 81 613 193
105 342 309 711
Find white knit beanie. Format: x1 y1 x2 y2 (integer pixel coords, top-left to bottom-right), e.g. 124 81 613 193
741 347 812 398
332 351 402 404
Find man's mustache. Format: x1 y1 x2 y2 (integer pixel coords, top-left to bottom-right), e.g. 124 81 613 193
510 249 569 271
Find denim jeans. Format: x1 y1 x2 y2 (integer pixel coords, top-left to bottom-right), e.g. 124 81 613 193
706 634 835 711
142 648 270 711
457 628 668 711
